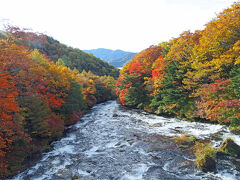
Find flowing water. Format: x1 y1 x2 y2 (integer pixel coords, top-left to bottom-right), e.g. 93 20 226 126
9 101 240 180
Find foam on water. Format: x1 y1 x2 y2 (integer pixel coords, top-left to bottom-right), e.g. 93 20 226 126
121 164 149 180
84 146 101 157
54 144 75 154
119 105 240 147
77 169 91 176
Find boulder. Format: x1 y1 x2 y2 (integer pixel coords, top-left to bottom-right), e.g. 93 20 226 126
112 113 118 117
195 142 216 172
197 153 216 172
219 137 240 157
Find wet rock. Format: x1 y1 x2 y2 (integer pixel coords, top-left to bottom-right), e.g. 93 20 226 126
86 170 91 173
152 123 162 127
234 158 240 171
95 148 105 152
144 166 183 180
197 154 216 172
216 151 229 160
147 143 173 152
126 140 135 145
178 160 193 170
219 137 240 157
195 142 217 172
115 142 121 146
112 113 118 117
150 154 159 159
119 145 127 149
71 174 79 180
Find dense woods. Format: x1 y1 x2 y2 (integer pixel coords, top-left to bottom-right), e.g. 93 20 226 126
1 27 119 78
0 31 117 177
116 3 240 129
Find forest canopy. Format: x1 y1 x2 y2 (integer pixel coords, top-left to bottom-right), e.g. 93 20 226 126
0 28 117 177
116 2 240 128
1 27 119 78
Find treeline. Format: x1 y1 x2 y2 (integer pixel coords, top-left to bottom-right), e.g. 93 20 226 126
2 27 119 78
0 33 116 177
116 3 240 128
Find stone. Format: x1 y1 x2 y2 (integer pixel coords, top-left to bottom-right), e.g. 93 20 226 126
197 154 216 172
195 142 217 172
112 113 118 117
219 137 240 157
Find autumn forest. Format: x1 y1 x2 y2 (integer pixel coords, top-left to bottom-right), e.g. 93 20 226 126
116 3 240 127
0 27 118 177
1 2 240 178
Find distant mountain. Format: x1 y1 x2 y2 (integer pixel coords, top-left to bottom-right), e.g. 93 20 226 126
83 48 137 67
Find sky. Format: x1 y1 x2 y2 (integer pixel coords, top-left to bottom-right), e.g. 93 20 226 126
0 0 238 52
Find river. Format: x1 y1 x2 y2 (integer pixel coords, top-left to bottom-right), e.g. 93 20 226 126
9 101 240 180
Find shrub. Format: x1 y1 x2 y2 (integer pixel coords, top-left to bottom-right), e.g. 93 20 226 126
172 134 196 147
194 142 217 172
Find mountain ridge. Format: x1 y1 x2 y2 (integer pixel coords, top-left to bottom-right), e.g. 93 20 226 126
83 48 137 67
0 29 119 78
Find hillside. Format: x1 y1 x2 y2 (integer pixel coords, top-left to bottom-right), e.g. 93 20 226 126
1 28 119 78
83 48 137 67
116 2 240 130
0 30 117 177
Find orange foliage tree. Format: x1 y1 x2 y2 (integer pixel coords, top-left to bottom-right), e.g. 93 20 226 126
117 2 240 128
0 65 28 177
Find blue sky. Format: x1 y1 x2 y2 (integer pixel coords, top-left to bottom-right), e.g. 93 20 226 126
0 0 237 52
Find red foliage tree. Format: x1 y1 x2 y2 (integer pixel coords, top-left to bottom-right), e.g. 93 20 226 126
0 66 28 177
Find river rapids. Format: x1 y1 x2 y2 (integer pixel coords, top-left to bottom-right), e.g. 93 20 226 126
9 101 240 180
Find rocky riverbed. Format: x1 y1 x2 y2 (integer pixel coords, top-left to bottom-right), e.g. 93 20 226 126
9 101 240 180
